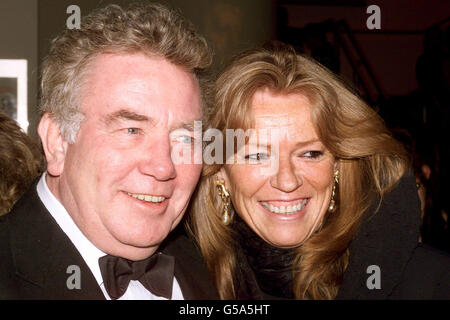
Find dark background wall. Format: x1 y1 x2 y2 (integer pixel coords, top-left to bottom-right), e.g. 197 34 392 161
280 0 450 97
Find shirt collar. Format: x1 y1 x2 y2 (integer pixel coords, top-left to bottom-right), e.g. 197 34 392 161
36 173 106 286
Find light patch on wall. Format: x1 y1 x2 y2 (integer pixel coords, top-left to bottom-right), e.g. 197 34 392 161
0 59 28 132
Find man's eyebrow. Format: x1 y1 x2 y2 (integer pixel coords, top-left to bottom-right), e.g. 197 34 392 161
103 109 150 124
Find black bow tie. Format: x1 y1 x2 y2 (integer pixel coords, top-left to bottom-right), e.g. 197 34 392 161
98 252 175 300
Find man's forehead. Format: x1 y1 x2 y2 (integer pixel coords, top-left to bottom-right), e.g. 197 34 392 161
80 52 202 122
101 107 201 129
85 52 199 90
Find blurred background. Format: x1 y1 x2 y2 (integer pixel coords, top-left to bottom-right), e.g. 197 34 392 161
0 0 449 251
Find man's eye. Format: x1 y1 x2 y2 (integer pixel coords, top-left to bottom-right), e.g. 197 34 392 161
303 151 323 159
176 135 194 144
126 128 140 135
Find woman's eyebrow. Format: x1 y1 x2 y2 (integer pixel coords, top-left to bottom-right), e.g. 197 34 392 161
247 138 321 147
294 139 322 147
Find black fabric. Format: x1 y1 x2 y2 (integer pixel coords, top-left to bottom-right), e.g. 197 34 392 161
336 171 423 299
99 252 175 299
158 226 219 300
234 215 296 299
0 179 104 299
0 178 219 299
232 173 450 299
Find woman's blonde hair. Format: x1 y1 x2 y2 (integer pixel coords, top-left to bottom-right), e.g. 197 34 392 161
188 42 408 299
40 3 212 143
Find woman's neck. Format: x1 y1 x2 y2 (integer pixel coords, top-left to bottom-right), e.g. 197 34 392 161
233 214 297 299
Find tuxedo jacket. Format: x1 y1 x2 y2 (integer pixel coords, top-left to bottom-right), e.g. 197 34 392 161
0 181 218 299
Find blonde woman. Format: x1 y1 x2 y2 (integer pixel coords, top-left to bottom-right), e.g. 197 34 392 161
189 42 450 299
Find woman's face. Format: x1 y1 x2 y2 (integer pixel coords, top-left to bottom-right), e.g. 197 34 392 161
220 88 336 248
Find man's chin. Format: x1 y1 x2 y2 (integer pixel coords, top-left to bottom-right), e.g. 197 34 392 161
107 241 163 261
99 231 167 260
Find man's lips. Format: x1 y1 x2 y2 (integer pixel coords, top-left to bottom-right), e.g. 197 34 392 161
124 191 170 203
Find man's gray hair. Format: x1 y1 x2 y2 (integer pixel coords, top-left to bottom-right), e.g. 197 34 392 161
40 3 212 143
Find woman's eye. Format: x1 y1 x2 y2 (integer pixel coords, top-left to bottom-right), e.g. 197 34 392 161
303 151 323 159
126 128 140 135
245 153 269 161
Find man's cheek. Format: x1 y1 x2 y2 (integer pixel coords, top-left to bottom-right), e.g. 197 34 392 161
97 151 128 172
179 163 202 177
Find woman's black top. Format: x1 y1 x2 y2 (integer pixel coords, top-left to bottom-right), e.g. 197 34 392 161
233 214 296 299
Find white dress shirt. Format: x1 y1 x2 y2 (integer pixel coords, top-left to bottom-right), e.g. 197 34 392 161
36 173 184 300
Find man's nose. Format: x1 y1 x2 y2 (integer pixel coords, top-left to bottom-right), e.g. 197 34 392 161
269 155 302 193
139 135 176 181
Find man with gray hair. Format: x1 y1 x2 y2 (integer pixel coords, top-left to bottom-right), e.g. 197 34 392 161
0 3 217 299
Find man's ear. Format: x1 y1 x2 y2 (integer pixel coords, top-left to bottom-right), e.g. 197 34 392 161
37 113 68 177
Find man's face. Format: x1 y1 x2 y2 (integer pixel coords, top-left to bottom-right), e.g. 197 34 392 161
54 53 202 259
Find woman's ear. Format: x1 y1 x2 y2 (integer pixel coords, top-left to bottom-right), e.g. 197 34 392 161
214 167 234 198
37 113 68 177
216 167 230 187
333 159 340 172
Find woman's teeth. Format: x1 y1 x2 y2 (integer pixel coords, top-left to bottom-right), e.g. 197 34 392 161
261 199 308 215
127 192 165 203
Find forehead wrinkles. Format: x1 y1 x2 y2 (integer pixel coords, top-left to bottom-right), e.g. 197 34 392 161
249 90 319 141
255 112 294 128
250 112 289 143
253 110 318 142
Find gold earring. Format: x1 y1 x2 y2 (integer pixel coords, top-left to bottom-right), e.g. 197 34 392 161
215 179 232 225
328 169 339 213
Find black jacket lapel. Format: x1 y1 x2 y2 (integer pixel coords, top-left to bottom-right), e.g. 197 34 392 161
4 180 104 299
